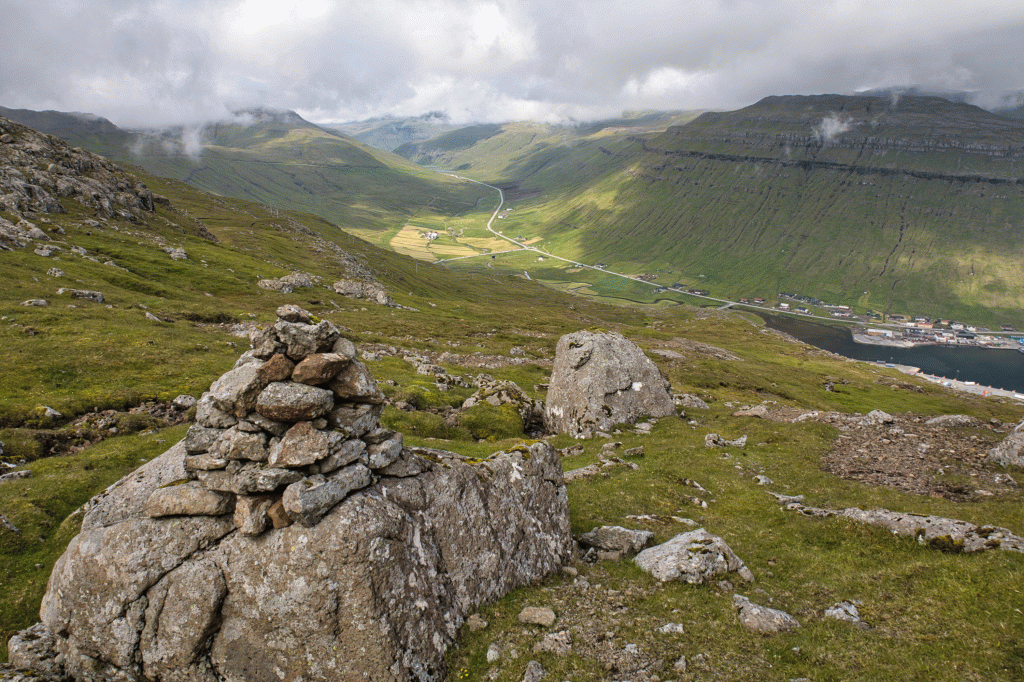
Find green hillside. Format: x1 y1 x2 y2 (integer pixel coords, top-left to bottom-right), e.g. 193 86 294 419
400 95 1024 326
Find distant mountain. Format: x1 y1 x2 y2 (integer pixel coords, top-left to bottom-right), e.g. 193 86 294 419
327 112 456 152
402 94 1024 324
0 105 488 240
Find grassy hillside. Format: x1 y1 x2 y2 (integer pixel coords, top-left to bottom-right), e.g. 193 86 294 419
399 95 1024 326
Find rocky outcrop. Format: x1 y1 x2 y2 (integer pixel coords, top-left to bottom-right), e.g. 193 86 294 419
0 115 157 226
462 376 546 434
732 595 799 634
10 307 573 682
333 278 394 306
784 501 1024 554
545 331 676 437
986 420 1024 469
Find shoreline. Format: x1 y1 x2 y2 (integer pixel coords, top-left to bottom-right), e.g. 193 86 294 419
852 332 1021 352
883 362 1024 401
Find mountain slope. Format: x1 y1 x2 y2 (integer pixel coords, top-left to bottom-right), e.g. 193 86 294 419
0 107 490 241
409 95 1024 324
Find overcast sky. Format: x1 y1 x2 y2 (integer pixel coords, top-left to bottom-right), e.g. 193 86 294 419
2 0 1023 128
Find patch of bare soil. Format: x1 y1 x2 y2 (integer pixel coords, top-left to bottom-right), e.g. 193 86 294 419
816 413 1016 501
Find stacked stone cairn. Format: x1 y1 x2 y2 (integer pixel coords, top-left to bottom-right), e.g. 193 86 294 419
149 304 410 533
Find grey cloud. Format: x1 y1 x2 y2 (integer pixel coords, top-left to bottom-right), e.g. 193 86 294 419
1 0 1022 128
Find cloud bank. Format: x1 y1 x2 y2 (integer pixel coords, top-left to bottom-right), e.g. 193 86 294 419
2 0 1023 127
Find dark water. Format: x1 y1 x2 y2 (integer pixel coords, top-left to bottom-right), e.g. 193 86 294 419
757 313 1024 393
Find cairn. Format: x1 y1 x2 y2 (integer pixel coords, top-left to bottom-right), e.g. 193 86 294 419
150 304 411 533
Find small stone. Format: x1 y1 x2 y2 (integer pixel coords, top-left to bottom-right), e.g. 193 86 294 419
267 498 293 529
184 424 222 454
268 421 344 468
329 360 385 403
257 353 295 383
733 594 800 633
146 483 235 517
656 622 685 634
172 394 197 411
276 304 312 323
20 299 48 306
467 614 488 631
486 642 502 663
196 393 238 429
518 606 556 627
197 463 303 495
754 475 773 485
256 382 335 422
673 656 687 673
533 630 572 655
310 439 367 475
282 464 372 527
328 402 383 437
366 432 403 469
292 352 352 385
233 494 275 536
183 453 230 472
209 427 269 462
521 660 546 682
579 525 654 555
208 364 266 418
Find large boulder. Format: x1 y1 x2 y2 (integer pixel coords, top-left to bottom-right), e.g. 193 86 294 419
545 330 676 437
11 308 573 682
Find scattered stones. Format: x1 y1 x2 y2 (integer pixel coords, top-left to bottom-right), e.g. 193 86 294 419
925 414 978 427
733 594 800 633
533 630 572 655
634 528 755 584
545 330 676 437
519 606 557 627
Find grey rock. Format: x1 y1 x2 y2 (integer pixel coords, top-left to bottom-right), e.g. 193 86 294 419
292 352 352 385
579 525 654 555
657 622 685 634
733 594 800 633
987 422 1024 468
245 411 289 437
328 360 385 404
233 494 275 536
46 267 65 277
705 433 747 448
533 630 572 655
197 463 303 495
733 404 769 418
15 427 572 682
274 319 341 361
195 393 238 429
20 298 48 306
676 393 710 410
824 600 864 624
282 464 372 527
521 660 546 682
327 401 383 436
183 423 222 454
518 606 556 627
925 414 978 427
754 475 773 485
207 364 265 418
209 426 269 462
183 452 229 472
546 330 675 437
268 420 344 468
56 287 104 303
7 623 62 678
171 394 197 411
786 502 1024 553
861 409 895 425
635 528 754 584
376 448 430 478
255 382 335 422
276 304 312 323
309 438 367 475
145 482 235 517
366 432 404 469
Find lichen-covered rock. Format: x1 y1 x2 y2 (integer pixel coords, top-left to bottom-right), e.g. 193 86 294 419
329 360 385 403
255 382 335 422
16 440 572 682
733 595 800 633
634 528 754 584
546 330 676 437
292 352 352 385
579 525 654 555
145 482 235 517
